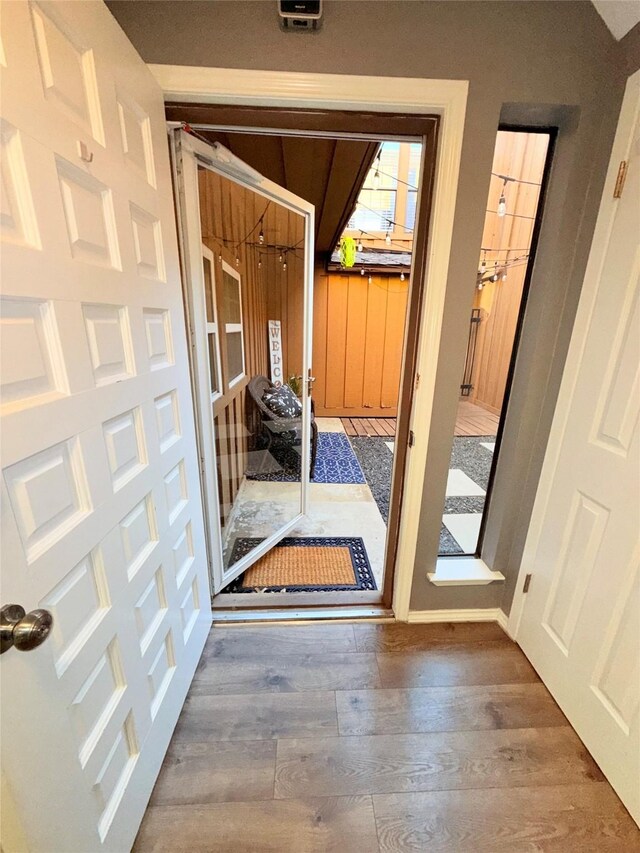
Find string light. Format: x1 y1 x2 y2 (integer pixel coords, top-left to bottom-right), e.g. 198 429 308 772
235 255 240 267
218 252 222 262
400 272 405 281
259 227 264 245
480 251 487 275
357 233 364 252
385 223 392 246
361 268 365 276
354 199 414 236
283 252 288 271
368 274 373 284
497 179 507 217
258 258 262 269
492 171 541 187
279 252 283 263
492 262 499 282
371 151 382 190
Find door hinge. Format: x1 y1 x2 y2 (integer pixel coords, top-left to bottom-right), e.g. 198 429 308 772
408 429 415 448
522 573 532 593
613 160 628 198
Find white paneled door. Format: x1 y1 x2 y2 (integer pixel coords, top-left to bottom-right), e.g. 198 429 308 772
0 2 211 850
516 70 640 824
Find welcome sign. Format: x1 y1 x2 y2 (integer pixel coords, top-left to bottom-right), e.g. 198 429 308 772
268 320 283 387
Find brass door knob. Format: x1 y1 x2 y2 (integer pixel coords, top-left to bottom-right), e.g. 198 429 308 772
0 605 53 654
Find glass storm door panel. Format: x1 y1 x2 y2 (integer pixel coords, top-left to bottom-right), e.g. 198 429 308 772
174 131 314 594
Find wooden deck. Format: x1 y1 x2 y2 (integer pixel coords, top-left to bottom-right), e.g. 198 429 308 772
341 417 396 437
341 401 499 439
454 400 500 437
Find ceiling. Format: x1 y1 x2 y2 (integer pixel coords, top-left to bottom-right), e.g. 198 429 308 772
194 129 378 255
592 0 640 40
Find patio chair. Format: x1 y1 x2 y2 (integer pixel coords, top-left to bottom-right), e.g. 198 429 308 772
248 375 318 478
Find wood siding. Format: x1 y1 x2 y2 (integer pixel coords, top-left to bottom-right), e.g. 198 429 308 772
313 270 409 417
469 131 548 414
198 168 303 526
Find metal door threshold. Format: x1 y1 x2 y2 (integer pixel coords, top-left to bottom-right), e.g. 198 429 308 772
211 605 394 624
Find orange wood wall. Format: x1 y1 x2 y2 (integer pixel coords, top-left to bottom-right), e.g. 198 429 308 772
313 269 409 417
470 131 548 414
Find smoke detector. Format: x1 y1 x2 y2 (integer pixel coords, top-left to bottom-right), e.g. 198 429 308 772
278 1 323 31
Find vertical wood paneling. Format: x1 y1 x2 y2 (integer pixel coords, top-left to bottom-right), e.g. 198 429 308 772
325 275 349 409
363 278 389 412
313 267 329 409
381 281 408 408
344 276 368 407
312 270 409 417
470 131 548 414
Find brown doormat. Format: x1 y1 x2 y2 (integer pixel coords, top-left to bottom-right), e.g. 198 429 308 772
223 537 376 593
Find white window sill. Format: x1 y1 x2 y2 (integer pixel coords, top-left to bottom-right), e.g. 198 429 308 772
428 557 505 586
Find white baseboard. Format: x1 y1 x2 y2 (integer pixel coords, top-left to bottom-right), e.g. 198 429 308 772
407 607 512 635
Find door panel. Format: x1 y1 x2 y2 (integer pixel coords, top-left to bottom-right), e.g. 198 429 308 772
517 70 640 825
173 131 315 593
0 3 211 850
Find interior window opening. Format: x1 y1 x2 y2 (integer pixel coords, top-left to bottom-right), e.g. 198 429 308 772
439 128 552 558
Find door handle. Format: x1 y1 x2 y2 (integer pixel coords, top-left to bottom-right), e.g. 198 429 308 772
306 372 316 395
0 604 53 654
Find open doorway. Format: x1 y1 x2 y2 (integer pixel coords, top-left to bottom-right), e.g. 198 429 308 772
439 127 553 556
172 110 437 609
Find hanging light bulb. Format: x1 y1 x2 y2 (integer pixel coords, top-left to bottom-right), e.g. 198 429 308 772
477 281 484 291
361 268 365 276
480 254 487 275
385 229 391 246
218 252 222 262
279 252 283 263
259 227 264 245
492 263 499 282
283 253 287 271
357 233 363 252
258 258 262 269
235 255 240 267
372 152 382 190
502 270 507 281
400 272 405 281
497 180 507 217
368 274 372 285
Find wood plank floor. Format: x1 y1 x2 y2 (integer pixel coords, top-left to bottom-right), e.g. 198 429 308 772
455 400 500 437
134 622 639 852
341 417 397 437
341 402 499 440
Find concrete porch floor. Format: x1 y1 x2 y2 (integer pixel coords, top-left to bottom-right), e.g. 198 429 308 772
221 417 387 591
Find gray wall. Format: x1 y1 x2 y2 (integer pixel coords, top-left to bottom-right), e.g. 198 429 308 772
107 0 635 613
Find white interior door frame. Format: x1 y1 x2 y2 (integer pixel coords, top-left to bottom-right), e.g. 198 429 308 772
507 68 640 640
151 65 469 619
172 128 316 593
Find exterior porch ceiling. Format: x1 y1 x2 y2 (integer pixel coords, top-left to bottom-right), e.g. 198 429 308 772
191 128 378 255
